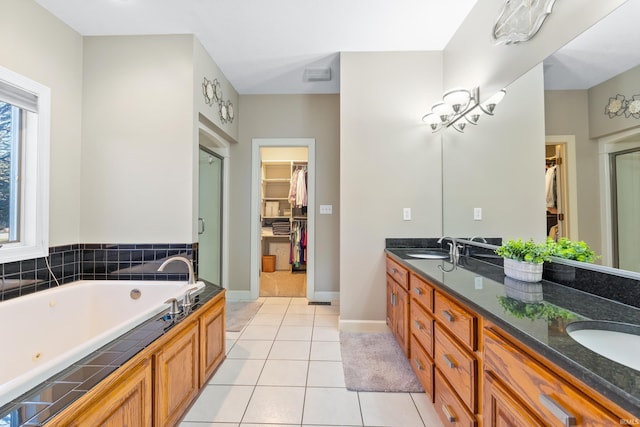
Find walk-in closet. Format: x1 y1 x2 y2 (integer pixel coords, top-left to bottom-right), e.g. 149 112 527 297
260 147 308 296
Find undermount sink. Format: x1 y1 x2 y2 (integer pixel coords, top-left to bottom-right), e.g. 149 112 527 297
406 250 449 260
566 320 640 372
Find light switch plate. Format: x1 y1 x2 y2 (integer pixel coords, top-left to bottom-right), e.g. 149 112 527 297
319 205 333 214
403 208 411 221
473 207 482 221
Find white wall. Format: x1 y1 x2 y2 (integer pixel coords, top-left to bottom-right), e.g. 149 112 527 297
0 0 83 246
81 35 195 243
442 65 546 241
340 51 444 322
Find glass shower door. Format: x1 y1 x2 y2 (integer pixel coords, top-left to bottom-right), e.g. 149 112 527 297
611 148 640 271
198 148 223 285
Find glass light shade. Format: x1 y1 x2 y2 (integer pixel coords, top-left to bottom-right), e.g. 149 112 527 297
443 88 471 113
431 102 454 122
464 105 483 125
422 113 442 131
481 89 506 114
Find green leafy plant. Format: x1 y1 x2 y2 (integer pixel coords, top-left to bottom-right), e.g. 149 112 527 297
497 296 577 322
494 239 552 264
547 237 597 263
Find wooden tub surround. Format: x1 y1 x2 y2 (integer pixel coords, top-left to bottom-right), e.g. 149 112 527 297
10 286 226 427
386 246 640 426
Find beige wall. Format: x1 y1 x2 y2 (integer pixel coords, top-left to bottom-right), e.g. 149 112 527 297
340 51 444 322
232 95 340 293
0 0 83 246
81 35 195 243
544 90 602 255
443 65 546 241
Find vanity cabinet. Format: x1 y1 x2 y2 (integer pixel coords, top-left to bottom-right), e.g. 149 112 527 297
484 325 625 427
386 257 409 355
408 273 434 398
47 290 226 427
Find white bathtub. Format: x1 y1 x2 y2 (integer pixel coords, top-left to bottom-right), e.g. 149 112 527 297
0 279 204 407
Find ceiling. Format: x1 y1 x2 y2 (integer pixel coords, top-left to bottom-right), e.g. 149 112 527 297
32 0 478 94
32 0 639 95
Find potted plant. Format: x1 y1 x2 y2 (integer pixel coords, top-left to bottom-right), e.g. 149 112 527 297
495 238 552 282
544 238 598 281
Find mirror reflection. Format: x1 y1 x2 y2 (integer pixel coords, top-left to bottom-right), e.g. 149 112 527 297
443 1 640 273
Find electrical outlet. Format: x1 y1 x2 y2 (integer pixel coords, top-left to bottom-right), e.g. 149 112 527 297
403 208 411 221
474 276 483 289
473 207 482 221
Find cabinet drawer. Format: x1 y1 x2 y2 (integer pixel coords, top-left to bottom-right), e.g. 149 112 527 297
434 323 477 413
434 291 477 350
484 327 622 426
386 257 408 290
410 335 433 399
410 273 433 310
434 368 477 427
410 302 433 357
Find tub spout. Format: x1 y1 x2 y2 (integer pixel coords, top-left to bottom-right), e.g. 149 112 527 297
157 256 196 285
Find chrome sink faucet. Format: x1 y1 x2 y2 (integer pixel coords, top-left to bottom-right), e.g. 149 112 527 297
157 256 196 285
437 236 457 256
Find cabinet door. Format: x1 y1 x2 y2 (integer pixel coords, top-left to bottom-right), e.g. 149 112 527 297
154 321 200 427
395 285 409 356
484 372 545 427
49 358 152 427
200 295 226 387
386 277 395 328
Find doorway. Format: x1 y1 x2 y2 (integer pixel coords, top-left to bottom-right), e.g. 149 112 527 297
250 138 315 300
545 136 579 240
198 147 223 285
610 147 640 271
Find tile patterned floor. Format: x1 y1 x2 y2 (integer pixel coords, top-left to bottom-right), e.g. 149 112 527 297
181 297 444 427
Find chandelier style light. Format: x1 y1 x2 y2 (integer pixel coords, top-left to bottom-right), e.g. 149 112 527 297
422 87 506 133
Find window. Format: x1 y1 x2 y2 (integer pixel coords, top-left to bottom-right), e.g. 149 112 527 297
0 66 50 263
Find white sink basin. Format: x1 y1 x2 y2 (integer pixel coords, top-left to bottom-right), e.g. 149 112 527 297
406 250 449 260
566 321 640 372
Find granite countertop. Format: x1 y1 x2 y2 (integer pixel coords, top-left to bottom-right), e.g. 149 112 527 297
385 247 640 417
0 282 224 426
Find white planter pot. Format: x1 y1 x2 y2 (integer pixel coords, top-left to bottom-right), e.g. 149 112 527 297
504 276 544 303
503 258 543 283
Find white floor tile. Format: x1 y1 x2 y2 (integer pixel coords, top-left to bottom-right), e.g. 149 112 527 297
302 387 363 426
226 331 242 340
182 423 238 427
315 305 340 315
258 304 289 314
268 340 311 360
242 386 305 424
239 324 279 340
307 361 346 387
314 314 339 327
262 297 291 305
282 313 315 326
290 297 309 305
249 312 284 325
226 339 237 354
310 341 342 361
183 385 253 423
359 392 426 427
208 359 265 385
312 326 340 341
286 304 316 315
227 340 273 360
257 359 309 386
411 392 445 427
276 325 313 341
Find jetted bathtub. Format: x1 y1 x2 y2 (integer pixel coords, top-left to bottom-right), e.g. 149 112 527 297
0 279 204 407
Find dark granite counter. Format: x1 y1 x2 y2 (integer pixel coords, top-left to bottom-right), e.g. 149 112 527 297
385 246 640 417
0 282 224 426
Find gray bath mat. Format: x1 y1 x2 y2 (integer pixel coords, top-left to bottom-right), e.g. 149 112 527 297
226 300 263 332
340 332 424 392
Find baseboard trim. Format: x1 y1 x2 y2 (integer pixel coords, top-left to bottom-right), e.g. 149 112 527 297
339 319 391 333
225 290 254 301
310 291 340 303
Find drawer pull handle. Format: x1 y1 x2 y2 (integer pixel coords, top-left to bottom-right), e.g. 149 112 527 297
442 310 455 322
414 287 423 296
391 293 396 306
539 394 576 426
391 267 398 274
441 404 457 423
413 359 424 371
414 320 424 330
442 354 457 369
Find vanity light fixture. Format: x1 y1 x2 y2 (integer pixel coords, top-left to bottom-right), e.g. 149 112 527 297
422 87 506 133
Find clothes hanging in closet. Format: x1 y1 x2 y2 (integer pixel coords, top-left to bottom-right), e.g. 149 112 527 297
290 220 307 267
545 165 557 210
288 167 307 207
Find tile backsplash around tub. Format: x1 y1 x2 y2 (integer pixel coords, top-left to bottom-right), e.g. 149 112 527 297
0 243 198 301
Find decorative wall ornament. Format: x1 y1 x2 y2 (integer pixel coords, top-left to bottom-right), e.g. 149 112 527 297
605 94 640 119
492 0 557 45
202 76 234 123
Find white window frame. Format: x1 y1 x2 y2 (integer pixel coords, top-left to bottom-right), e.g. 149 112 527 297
0 66 50 263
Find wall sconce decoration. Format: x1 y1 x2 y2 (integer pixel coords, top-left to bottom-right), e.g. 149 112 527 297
202 76 234 124
605 94 640 119
422 87 506 133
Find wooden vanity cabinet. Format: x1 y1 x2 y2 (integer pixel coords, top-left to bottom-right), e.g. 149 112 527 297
199 295 225 387
386 257 409 355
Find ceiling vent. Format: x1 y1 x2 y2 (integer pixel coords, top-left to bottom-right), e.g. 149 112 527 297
303 68 331 82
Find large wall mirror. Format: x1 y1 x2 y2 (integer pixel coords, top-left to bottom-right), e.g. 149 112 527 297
442 0 640 274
